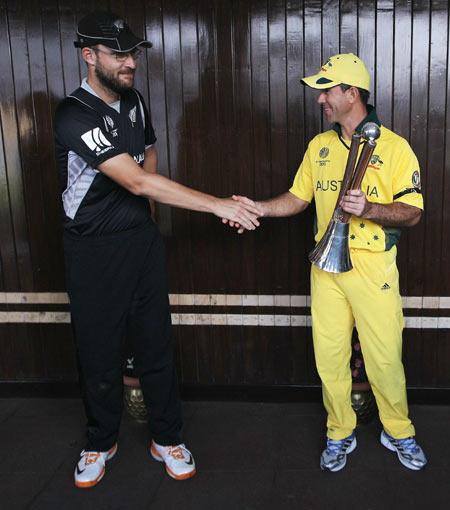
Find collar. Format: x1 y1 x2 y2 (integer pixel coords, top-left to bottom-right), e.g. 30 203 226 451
81 77 100 98
333 105 381 149
332 104 381 137
81 78 121 112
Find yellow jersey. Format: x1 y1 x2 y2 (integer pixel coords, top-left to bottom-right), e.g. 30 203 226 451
289 111 423 252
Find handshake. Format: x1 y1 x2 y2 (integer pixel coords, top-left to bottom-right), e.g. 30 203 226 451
215 195 263 234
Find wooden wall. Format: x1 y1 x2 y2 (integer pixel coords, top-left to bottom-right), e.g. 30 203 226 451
1 0 449 390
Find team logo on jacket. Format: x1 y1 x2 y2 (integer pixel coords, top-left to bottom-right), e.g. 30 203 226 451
367 154 384 170
412 170 421 190
129 106 137 126
81 128 113 155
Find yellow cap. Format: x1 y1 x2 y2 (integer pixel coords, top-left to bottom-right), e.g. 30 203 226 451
302 53 370 91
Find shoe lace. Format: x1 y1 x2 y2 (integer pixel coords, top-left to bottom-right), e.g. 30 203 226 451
167 445 186 460
84 452 101 465
397 437 420 454
326 439 347 455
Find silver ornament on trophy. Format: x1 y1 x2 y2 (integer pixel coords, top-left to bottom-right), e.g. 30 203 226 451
309 122 381 273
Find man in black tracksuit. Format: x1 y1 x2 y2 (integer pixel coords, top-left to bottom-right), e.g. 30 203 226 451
54 11 262 488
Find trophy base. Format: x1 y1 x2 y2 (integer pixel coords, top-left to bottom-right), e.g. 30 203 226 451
351 387 377 425
123 376 148 423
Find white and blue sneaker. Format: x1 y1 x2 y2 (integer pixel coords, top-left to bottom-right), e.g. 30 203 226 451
380 430 427 470
320 433 357 472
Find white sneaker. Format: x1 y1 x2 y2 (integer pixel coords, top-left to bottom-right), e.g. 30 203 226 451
74 443 117 488
150 441 196 480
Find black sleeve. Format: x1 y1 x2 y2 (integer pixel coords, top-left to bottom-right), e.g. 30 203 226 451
54 100 126 168
134 90 157 146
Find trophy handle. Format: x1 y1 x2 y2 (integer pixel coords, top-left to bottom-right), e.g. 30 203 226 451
340 139 377 223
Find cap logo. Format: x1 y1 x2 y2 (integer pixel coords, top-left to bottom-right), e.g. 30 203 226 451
320 59 333 73
113 19 125 32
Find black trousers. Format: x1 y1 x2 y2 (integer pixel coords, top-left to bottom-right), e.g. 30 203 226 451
64 221 182 451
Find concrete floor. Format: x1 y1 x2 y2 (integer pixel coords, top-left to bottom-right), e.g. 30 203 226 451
0 398 449 510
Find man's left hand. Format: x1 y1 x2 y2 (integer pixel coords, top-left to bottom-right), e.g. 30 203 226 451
340 189 372 218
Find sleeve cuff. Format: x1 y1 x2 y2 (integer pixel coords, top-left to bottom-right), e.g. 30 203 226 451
90 148 128 169
288 186 311 203
394 190 424 210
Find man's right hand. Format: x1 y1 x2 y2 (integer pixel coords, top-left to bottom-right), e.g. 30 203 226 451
213 196 263 232
220 195 263 234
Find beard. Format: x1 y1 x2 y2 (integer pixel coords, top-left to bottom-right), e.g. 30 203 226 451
94 62 135 95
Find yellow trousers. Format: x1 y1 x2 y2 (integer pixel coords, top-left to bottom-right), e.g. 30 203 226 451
311 246 415 440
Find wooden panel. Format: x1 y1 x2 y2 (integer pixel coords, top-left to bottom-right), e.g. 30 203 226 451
0 0 449 392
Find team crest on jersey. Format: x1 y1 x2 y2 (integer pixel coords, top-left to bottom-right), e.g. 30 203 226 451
367 154 384 170
319 147 329 158
412 170 421 189
81 128 114 156
103 115 118 137
129 106 137 126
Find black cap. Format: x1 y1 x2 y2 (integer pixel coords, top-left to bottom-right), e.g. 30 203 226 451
74 11 152 52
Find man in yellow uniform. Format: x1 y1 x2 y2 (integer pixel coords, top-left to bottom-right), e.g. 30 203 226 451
230 53 427 471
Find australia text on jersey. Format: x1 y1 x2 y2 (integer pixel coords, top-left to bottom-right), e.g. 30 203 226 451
315 179 379 197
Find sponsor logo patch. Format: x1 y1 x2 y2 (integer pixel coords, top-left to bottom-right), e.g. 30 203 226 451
81 128 114 156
